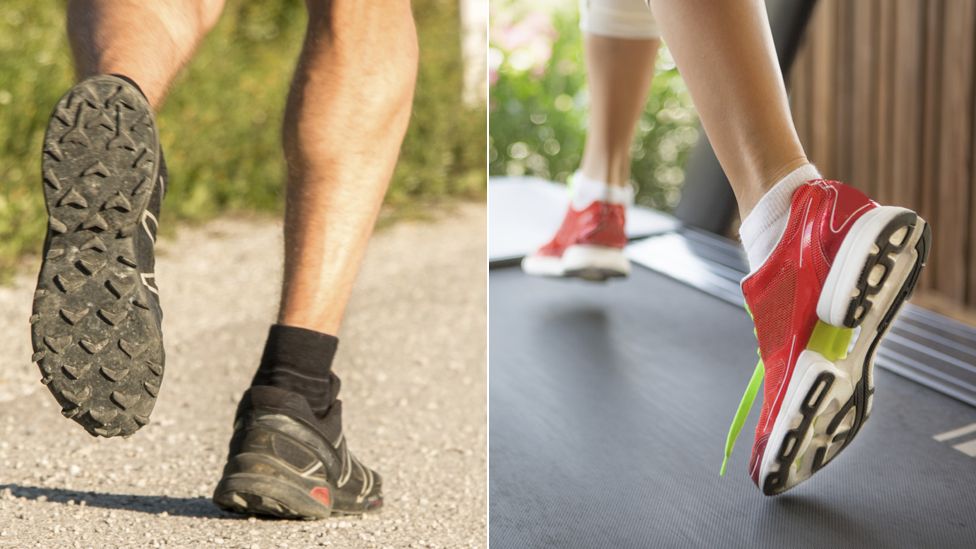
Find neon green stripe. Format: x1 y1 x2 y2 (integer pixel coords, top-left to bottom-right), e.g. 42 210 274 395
807 321 854 362
720 358 764 476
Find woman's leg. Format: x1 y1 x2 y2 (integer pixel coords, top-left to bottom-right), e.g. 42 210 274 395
579 33 659 186
647 0 809 218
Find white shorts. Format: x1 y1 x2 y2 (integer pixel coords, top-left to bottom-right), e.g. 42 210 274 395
579 0 660 40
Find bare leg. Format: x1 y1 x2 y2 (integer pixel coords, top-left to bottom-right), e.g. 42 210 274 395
579 34 660 186
67 0 224 107
276 0 419 334
647 0 809 217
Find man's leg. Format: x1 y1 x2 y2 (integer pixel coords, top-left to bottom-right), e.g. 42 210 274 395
251 0 417 414
214 0 418 519
67 0 224 107
649 0 931 495
31 0 224 437
276 0 418 335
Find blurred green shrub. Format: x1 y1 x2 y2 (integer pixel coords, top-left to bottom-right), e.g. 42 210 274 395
0 0 485 276
489 2 698 211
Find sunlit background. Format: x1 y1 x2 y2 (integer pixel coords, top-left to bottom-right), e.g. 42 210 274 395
0 0 486 277
489 0 699 212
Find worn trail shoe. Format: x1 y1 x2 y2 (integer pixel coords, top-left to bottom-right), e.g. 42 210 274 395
721 180 930 496
213 386 383 519
30 74 166 437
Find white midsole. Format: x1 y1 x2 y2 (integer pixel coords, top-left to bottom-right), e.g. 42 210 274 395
521 244 629 278
759 216 926 492
817 206 915 326
756 349 854 490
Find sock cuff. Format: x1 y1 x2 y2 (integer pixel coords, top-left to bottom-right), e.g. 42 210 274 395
738 163 820 246
570 171 634 209
261 324 339 371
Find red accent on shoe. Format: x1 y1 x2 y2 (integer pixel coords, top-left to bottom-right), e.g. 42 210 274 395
740 180 876 486
534 201 626 258
749 433 770 485
310 486 331 507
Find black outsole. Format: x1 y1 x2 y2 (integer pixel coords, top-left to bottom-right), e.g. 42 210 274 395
842 212 919 328
30 75 164 438
214 472 332 521
762 216 931 496
215 482 381 521
213 453 383 520
215 487 377 521
562 267 629 282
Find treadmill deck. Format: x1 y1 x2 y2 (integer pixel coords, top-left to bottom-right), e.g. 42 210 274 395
489 267 976 548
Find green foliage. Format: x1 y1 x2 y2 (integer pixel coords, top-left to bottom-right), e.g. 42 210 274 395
0 0 484 275
489 6 698 211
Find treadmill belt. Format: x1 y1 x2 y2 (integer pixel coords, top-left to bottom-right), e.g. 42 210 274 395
489 267 976 548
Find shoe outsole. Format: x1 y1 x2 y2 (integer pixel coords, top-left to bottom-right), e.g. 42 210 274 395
215 485 377 521
761 215 930 495
214 473 331 521
213 454 383 520
523 245 630 282
563 267 629 282
30 75 164 438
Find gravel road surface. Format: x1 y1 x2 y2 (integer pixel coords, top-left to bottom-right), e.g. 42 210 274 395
0 204 487 548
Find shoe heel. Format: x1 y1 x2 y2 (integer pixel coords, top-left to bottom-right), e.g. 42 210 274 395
816 206 926 328
214 454 334 520
562 244 630 281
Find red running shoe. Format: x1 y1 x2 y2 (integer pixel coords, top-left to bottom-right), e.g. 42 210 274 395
721 179 931 495
521 199 629 282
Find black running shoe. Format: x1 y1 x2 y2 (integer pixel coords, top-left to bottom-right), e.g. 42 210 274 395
30 74 166 437
213 386 383 519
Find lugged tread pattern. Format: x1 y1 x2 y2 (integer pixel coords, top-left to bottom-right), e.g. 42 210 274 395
216 489 317 521
31 75 164 438
842 212 919 328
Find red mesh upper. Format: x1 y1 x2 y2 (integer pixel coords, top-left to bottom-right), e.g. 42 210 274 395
752 260 797 353
536 201 626 257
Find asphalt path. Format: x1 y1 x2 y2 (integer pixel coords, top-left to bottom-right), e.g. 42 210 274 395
0 204 487 548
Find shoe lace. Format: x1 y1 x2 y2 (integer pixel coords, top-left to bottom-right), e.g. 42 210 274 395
718 350 766 476
720 303 763 476
720 345 764 476
720 306 854 476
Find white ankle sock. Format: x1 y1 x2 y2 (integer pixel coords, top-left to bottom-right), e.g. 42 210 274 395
739 164 821 272
570 172 634 209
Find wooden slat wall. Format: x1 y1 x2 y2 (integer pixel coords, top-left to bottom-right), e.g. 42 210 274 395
789 0 976 319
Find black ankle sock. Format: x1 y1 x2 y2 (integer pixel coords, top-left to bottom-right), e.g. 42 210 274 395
250 324 341 417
